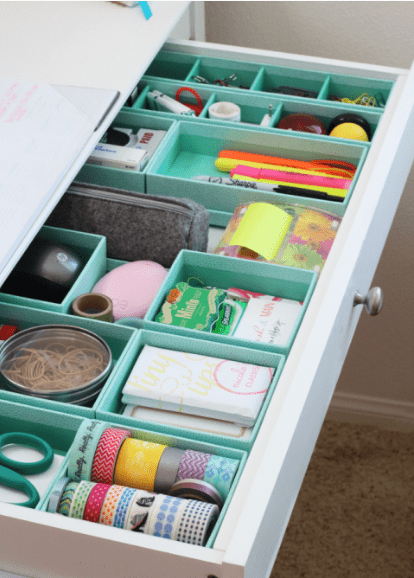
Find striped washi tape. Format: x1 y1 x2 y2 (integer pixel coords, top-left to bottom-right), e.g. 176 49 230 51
112 486 137 529
83 483 111 523
68 419 109 482
91 427 130 484
47 477 71 514
99 484 125 526
69 481 96 519
203 455 239 501
177 449 212 482
176 499 219 546
57 481 78 516
146 495 187 541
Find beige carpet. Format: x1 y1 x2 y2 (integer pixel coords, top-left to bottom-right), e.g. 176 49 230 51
270 419 414 578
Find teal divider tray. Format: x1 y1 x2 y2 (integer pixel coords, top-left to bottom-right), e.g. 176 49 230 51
144 250 317 355
75 111 177 193
0 399 84 510
144 51 199 81
39 414 247 549
96 328 285 451
146 119 368 223
0 303 136 418
0 226 106 314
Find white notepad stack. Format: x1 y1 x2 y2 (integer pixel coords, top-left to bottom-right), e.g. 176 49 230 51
121 346 274 426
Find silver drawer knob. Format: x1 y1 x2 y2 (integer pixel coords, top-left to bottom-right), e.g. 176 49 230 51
353 287 383 316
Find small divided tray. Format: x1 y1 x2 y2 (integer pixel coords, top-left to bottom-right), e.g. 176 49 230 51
96 328 286 450
0 226 107 314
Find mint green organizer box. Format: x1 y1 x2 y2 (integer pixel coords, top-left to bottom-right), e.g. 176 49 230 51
75 111 176 193
0 303 136 417
0 226 106 314
144 50 395 105
0 400 85 510
143 250 317 356
146 119 369 226
133 78 382 141
38 414 247 549
96 328 285 450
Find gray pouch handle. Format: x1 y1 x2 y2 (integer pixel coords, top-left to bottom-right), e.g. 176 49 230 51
46 183 210 268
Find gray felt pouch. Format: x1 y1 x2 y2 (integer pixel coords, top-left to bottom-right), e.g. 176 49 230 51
45 183 210 268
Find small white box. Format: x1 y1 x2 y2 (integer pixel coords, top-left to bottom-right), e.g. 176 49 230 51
87 143 148 170
134 128 167 160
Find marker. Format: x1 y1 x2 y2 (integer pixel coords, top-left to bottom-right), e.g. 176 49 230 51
192 176 344 202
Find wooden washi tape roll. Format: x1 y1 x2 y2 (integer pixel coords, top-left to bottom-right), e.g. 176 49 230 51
72 293 113 322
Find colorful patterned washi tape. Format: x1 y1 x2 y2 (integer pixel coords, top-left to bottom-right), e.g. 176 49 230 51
91 427 130 484
177 449 212 482
176 499 219 546
57 481 78 516
112 486 137 529
83 483 111 523
203 455 239 501
99 484 125 526
68 420 109 482
146 494 187 541
48 477 71 514
69 481 96 519
114 438 166 492
125 489 157 533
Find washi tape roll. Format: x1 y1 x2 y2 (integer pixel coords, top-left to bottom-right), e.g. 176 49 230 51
154 446 185 494
177 449 212 482
99 484 125 526
48 477 71 514
69 481 96 519
58 481 78 516
203 455 239 501
68 419 109 482
72 293 114 323
112 486 137 529
146 494 187 541
176 499 219 546
125 489 157 533
91 427 131 484
114 438 166 492
208 101 241 122
83 483 111 523
169 479 224 510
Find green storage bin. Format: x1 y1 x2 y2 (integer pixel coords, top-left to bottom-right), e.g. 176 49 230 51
39 413 247 548
144 250 317 356
144 51 199 81
0 226 106 314
96 328 285 451
322 73 394 107
147 119 368 224
188 56 262 89
251 64 327 98
75 111 177 193
0 303 136 417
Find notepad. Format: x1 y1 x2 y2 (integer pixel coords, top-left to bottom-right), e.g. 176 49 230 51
122 345 275 426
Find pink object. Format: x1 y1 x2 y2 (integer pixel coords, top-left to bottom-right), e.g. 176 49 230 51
230 164 351 189
92 261 167 320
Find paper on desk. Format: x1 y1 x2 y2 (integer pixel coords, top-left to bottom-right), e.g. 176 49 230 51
0 79 96 280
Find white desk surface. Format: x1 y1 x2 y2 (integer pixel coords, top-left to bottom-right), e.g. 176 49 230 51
0 1 190 285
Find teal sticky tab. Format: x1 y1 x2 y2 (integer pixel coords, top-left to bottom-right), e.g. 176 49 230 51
139 1 152 19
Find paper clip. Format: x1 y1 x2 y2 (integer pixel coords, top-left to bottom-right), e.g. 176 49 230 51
193 76 209 84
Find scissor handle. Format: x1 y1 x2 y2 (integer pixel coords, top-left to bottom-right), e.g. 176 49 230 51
0 432 54 475
0 463 40 508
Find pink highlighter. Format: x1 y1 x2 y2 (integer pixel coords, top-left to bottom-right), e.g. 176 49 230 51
231 165 352 190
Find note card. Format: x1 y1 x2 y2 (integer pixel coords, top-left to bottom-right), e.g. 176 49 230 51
228 202 293 260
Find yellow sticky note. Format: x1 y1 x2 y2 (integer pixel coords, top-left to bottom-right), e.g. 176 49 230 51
229 203 293 261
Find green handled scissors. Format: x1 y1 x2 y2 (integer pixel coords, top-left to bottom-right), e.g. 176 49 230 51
0 432 54 508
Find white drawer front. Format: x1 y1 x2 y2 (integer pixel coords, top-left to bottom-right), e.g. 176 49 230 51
1 38 414 578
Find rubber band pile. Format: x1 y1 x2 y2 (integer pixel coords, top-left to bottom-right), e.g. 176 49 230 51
48 420 240 546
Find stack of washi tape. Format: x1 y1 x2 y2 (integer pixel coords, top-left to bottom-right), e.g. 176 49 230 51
47 420 239 546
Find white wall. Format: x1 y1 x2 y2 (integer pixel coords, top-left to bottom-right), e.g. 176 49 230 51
205 1 414 428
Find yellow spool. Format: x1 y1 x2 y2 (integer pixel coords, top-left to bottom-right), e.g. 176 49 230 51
114 438 166 492
329 122 369 142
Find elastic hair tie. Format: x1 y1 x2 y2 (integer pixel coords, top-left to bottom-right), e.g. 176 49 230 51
175 87 203 116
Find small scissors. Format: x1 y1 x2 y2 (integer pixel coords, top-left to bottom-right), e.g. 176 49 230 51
0 432 54 508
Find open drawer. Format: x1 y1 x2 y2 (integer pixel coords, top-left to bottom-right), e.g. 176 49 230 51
1 35 414 578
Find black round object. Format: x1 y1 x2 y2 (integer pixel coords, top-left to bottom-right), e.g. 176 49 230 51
328 113 371 140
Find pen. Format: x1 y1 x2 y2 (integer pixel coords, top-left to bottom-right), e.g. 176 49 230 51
231 165 352 189
192 176 344 201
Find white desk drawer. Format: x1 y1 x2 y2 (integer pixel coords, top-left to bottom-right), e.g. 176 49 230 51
1 37 414 578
